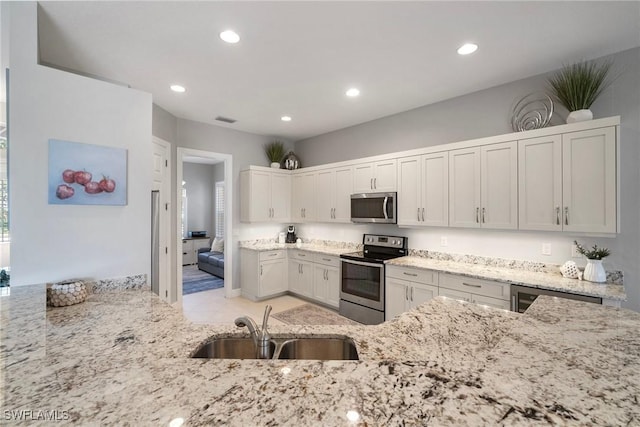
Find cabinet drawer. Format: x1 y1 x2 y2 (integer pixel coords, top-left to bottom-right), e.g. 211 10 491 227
289 250 311 261
386 266 438 286
260 250 284 261
438 287 471 303
314 253 340 268
439 274 510 301
471 294 511 310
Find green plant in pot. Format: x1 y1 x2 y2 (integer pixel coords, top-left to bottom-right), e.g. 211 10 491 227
574 240 610 283
547 60 614 124
264 141 285 168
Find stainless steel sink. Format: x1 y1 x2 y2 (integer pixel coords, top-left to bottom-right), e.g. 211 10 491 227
192 336 359 360
191 338 276 359
277 337 359 360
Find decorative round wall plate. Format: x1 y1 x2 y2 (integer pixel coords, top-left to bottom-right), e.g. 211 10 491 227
511 92 554 132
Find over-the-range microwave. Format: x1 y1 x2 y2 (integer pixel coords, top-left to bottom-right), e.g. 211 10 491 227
350 192 397 224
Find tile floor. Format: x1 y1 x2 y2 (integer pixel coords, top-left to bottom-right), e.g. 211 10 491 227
181 288 311 325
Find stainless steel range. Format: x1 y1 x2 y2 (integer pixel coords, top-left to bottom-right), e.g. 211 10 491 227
339 234 408 325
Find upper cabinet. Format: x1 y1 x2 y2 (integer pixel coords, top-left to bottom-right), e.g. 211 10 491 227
353 159 397 193
519 127 617 233
291 172 316 223
449 141 518 229
397 152 449 227
240 169 290 223
315 166 353 223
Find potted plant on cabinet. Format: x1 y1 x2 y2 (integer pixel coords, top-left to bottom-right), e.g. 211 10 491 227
264 141 285 168
547 60 614 123
574 240 610 283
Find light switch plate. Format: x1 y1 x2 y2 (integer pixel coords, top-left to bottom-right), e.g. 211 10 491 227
542 243 551 256
440 236 448 247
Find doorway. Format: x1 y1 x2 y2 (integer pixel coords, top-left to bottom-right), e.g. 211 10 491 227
176 148 233 308
151 137 171 302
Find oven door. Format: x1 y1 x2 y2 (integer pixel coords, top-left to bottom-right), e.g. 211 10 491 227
340 259 384 311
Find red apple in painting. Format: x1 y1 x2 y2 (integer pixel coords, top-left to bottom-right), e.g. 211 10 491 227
56 184 75 199
62 169 75 184
74 170 92 186
84 181 103 194
99 176 116 193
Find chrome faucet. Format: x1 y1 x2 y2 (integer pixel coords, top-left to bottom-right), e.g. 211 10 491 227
234 305 272 359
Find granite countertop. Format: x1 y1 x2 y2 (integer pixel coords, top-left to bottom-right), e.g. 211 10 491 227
2 284 639 425
387 256 626 301
239 239 359 256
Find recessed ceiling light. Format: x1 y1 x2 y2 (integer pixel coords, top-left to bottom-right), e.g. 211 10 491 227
457 43 478 55
346 88 360 97
170 84 186 93
220 30 240 44
281 116 292 122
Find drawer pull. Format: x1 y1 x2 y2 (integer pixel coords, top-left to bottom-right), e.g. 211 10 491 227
299 253 306 257
268 253 277 257
462 282 482 288
322 258 331 262
403 272 418 277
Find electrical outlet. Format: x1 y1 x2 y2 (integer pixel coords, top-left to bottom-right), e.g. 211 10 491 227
440 236 448 247
571 244 581 258
541 243 551 256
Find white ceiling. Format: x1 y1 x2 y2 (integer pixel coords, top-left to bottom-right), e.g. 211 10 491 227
37 1 640 141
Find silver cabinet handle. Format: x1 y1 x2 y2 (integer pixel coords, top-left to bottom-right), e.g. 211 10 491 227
564 207 569 225
299 253 306 257
405 285 409 301
268 253 277 257
370 178 373 189
374 177 377 189
421 208 425 222
462 282 482 288
325 269 328 280
417 208 421 221
298 264 301 274
260 265 263 275
410 287 414 302
403 272 418 277
482 207 486 223
556 207 560 225
322 258 331 262
476 207 480 223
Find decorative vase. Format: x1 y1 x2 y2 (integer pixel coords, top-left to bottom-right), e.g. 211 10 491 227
283 151 301 170
270 162 280 169
566 109 593 123
583 259 607 283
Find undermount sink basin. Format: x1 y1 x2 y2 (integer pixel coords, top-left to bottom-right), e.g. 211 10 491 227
277 338 359 360
192 336 359 360
191 338 276 359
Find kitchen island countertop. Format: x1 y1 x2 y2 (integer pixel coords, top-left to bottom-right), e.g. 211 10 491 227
1 284 639 426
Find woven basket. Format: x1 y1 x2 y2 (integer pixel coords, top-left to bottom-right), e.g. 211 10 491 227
46 280 88 307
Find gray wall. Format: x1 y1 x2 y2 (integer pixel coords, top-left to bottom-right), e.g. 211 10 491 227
295 47 640 312
152 104 177 144
183 162 215 236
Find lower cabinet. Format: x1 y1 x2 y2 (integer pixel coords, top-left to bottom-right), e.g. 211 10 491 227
288 259 313 298
385 266 439 320
438 273 511 310
288 250 340 308
240 249 287 300
313 264 340 308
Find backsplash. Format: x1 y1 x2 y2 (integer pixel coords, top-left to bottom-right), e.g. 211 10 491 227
89 274 148 293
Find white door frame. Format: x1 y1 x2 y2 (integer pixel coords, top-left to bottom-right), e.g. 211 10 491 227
176 147 234 306
152 136 171 302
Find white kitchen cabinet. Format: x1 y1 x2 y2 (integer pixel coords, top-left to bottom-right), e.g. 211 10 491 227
182 239 195 265
291 172 316 222
312 254 340 308
385 266 439 320
240 169 291 223
315 166 353 223
438 273 510 310
288 259 313 298
397 152 448 227
353 159 397 193
449 142 517 229
518 127 617 233
241 249 287 300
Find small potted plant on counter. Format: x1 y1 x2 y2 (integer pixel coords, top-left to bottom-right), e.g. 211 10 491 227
264 141 285 168
574 240 610 283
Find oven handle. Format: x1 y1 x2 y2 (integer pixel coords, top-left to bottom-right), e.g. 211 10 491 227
383 197 389 220
341 258 385 269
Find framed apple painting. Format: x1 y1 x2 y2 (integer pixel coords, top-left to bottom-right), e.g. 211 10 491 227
48 139 127 206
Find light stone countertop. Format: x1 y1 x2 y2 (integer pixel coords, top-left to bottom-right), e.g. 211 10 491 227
2 284 639 425
239 239 360 256
387 256 626 300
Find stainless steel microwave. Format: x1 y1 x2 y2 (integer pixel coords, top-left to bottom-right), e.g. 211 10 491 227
350 192 397 224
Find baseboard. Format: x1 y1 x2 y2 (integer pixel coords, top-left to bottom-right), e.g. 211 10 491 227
228 288 242 298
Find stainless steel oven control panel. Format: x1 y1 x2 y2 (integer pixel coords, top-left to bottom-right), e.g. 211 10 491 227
363 234 407 249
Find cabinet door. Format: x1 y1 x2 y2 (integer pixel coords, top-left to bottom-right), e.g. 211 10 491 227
333 167 353 223
518 136 562 231
312 265 328 303
353 163 375 192
438 287 471 303
397 156 422 226
480 142 518 229
182 239 194 265
291 173 316 222
315 170 334 222
562 127 617 233
260 260 286 296
449 147 481 228
325 266 340 308
373 159 397 191
250 171 272 222
408 283 438 310
385 278 408 320
299 262 314 298
422 152 449 227
270 174 291 222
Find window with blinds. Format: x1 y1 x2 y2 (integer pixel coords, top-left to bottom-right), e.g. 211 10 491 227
215 181 225 238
